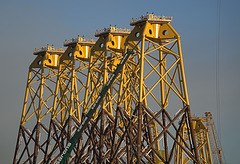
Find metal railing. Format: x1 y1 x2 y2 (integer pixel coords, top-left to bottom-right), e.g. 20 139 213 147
130 14 172 25
63 36 95 46
95 26 132 36
33 45 65 54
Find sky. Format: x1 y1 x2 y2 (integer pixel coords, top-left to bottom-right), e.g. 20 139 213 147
0 0 239 163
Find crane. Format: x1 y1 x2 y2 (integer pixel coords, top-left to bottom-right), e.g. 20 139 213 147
205 112 224 164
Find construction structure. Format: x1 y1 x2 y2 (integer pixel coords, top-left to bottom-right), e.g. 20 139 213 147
205 112 224 164
177 116 213 164
13 13 223 164
43 36 95 163
13 45 65 163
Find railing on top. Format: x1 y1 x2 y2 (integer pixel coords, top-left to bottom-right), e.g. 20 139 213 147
63 36 95 46
95 26 132 36
33 45 65 54
130 13 172 25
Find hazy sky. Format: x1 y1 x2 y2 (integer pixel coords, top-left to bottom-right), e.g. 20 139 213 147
0 0 239 163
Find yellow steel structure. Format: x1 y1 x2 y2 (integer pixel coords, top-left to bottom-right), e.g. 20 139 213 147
52 36 94 124
13 45 64 163
111 13 199 163
175 117 213 164
13 13 222 164
75 14 200 163
83 26 132 116
119 13 189 110
43 36 94 163
78 26 134 162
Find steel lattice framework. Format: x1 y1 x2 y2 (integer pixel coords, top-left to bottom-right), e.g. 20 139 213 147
43 37 95 163
78 26 134 163
176 116 213 164
86 14 201 163
13 13 219 164
13 46 64 163
205 112 224 164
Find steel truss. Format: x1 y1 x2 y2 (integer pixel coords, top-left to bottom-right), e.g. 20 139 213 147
43 38 94 163
74 14 200 163
176 116 213 164
13 14 206 164
13 46 64 163
79 27 133 163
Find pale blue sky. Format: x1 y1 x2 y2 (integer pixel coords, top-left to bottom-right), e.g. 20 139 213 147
0 0 239 163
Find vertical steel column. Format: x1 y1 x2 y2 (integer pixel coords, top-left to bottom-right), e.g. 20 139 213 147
99 109 105 163
187 106 200 164
137 103 143 163
162 110 169 162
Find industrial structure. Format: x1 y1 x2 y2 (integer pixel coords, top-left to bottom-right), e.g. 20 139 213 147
13 14 224 164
